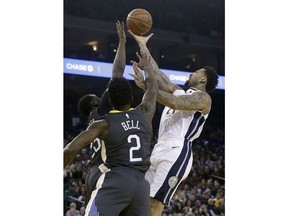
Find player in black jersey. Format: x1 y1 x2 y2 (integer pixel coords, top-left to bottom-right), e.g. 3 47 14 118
64 50 158 216
77 93 103 206
75 21 127 206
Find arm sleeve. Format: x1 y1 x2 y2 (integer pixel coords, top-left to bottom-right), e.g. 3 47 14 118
97 90 112 116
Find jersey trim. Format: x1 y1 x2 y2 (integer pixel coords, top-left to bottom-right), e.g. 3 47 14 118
154 140 193 205
184 111 205 141
109 108 135 113
101 140 106 163
84 172 108 216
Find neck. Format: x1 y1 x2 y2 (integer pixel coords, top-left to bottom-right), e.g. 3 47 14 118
190 85 206 92
114 104 131 111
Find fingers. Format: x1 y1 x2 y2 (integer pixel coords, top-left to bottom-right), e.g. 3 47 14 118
132 63 143 77
116 20 125 31
132 62 140 70
140 50 145 58
147 33 154 40
132 62 138 70
139 50 149 61
127 30 135 37
136 52 141 60
116 20 120 28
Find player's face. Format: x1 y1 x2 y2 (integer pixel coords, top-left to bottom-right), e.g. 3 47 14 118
191 68 206 81
184 68 206 88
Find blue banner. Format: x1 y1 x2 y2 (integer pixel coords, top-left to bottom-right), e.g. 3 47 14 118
64 58 225 90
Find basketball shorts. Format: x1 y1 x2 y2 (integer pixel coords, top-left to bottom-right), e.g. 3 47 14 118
85 166 150 216
145 137 193 206
84 165 102 205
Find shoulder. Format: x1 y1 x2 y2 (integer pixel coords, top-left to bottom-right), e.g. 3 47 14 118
193 91 211 103
88 119 109 129
192 91 211 114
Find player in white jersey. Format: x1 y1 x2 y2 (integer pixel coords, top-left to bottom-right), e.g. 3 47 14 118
129 30 219 216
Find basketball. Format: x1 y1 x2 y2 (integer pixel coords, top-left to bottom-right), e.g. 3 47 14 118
126 8 153 36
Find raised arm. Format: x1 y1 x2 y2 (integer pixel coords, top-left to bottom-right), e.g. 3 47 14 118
128 30 181 93
63 120 109 169
112 21 126 79
132 51 158 123
98 21 126 115
157 90 212 114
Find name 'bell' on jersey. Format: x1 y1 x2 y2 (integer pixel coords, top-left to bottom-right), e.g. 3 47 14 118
102 108 153 173
158 88 210 142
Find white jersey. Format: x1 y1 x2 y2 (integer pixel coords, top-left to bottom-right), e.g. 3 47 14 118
158 88 210 142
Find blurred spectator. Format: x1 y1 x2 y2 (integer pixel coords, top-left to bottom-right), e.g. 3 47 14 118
79 206 85 216
72 164 83 180
66 202 80 216
207 198 216 215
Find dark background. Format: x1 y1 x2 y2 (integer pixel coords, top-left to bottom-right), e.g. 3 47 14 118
64 0 225 137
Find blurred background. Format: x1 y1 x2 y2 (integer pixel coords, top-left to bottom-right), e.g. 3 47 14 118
64 0 225 215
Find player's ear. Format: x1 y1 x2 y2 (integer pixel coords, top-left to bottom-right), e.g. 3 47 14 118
92 97 101 106
200 77 207 84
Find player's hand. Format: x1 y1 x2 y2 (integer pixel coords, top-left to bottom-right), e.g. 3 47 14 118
130 50 154 70
128 30 153 46
116 20 126 42
130 62 146 91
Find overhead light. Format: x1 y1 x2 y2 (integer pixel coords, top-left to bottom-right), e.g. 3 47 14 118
161 55 164 58
113 49 117 53
87 41 98 52
189 54 196 62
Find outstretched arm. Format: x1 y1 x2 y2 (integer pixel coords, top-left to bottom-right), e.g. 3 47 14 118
128 30 181 93
132 51 158 123
63 120 109 169
98 21 126 115
157 90 211 114
112 21 126 79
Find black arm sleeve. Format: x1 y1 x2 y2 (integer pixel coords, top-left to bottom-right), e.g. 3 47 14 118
97 90 112 116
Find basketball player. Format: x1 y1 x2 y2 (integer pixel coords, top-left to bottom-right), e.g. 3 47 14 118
64 51 158 216
77 93 104 206
129 30 219 216
68 20 127 206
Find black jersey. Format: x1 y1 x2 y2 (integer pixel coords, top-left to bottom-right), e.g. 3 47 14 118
103 108 153 173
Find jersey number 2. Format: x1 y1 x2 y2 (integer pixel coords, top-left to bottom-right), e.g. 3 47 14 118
128 134 142 162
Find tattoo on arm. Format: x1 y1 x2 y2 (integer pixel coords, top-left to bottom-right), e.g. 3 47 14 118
157 90 210 111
